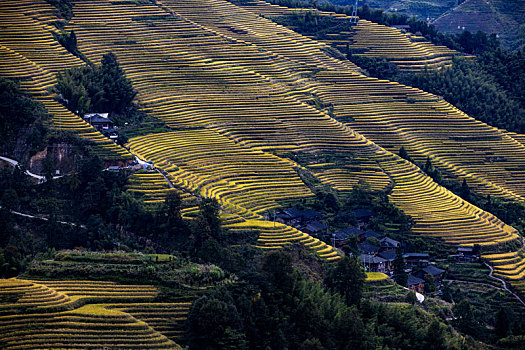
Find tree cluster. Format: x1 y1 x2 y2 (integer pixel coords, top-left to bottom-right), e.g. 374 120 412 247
0 77 49 156
0 154 236 276
186 251 462 350
55 53 140 125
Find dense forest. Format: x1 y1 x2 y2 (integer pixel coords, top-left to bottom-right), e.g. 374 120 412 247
352 47 525 133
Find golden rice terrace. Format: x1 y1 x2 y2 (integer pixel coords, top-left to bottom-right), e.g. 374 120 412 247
1 0 525 346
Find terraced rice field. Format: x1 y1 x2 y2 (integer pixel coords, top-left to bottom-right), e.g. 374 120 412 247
348 19 458 71
0 1 132 161
313 70 525 202
225 219 340 260
1 0 523 273
308 160 392 192
0 278 186 349
366 272 389 281
127 170 194 206
230 0 459 71
127 129 314 215
482 252 525 294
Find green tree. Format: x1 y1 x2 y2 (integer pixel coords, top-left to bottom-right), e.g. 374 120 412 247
324 256 366 305
453 299 478 335
42 151 55 181
405 291 417 305
460 178 471 202
1 188 19 211
495 307 512 338
186 293 247 350
423 273 436 293
424 320 448 350
0 77 48 152
262 250 295 293
99 53 136 114
164 190 182 225
79 154 103 184
393 253 408 287
194 198 222 241
398 146 412 162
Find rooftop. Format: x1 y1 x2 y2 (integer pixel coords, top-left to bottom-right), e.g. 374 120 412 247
360 254 386 264
407 274 425 286
358 242 379 254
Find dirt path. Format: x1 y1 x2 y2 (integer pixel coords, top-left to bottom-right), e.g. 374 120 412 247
484 262 525 307
2 206 86 228
0 155 62 182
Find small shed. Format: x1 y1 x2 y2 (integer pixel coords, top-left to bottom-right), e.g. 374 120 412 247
456 247 477 262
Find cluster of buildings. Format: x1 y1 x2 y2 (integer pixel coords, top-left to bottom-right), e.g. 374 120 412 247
276 206 481 294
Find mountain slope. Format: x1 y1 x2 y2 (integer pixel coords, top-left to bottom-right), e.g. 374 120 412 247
0 0 523 290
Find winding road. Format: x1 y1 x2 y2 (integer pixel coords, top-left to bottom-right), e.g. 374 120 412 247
484 262 525 307
0 155 62 182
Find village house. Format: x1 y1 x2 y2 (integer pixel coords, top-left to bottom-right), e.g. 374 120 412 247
407 274 425 293
378 250 396 272
358 241 380 255
379 237 400 252
277 208 322 226
352 208 375 228
363 230 382 241
331 227 365 247
360 254 387 273
403 253 430 268
84 113 114 130
456 246 478 262
302 220 327 236
413 265 446 286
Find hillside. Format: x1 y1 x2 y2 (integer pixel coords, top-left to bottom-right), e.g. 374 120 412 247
0 0 524 348
336 0 525 49
432 0 525 49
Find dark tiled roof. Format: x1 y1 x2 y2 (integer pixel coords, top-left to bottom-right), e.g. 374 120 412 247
359 254 386 264
364 230 382 239
282 208 303 219
378 250 397 261
407 274 424 286
421 265 445 276
304 220 326 232
380 237 400 248
281 208 321 220
333 227 364 240
358 242 379 254
85 114 113 124
301 209 322 220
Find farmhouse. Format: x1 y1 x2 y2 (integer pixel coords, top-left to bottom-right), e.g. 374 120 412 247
403 253 430 268
407 274 425 293
414 265 446 286
360 254 387 273
84 113 113 130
